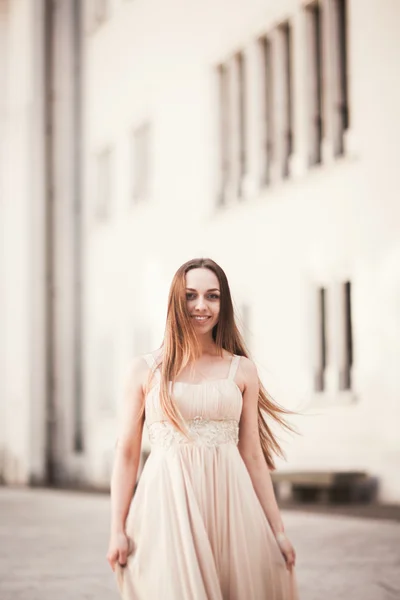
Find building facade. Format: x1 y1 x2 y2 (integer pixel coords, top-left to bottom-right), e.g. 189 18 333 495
0 0 85 486
1 0 400 502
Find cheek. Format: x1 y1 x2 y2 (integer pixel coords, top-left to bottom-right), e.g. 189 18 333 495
212 303 220 318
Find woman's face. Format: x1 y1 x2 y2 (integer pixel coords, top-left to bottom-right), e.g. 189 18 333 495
185 268 220 334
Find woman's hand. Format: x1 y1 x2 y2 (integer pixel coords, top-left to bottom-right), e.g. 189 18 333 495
275 532 296 570
107 531 133 572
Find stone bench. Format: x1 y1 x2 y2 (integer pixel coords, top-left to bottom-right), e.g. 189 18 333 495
271 470 378 504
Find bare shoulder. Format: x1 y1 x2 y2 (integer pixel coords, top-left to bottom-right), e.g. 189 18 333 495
125 354 151 391
237 356 259 392
237 355 258 377
149 347 163 364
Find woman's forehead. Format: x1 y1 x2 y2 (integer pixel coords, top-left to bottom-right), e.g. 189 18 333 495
185 268 219 290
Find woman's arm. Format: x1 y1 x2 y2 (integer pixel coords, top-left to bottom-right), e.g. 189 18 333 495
237 357 284 534
107 356 148 569
237 357 295 568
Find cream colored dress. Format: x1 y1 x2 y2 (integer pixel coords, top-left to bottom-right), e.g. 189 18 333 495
116 353 299 600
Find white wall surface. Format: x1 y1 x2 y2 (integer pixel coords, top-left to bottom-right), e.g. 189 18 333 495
83 0 400 500
0 0 38 484
1 0 399 500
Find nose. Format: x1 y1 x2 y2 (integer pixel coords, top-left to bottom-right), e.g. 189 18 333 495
195 296 207 311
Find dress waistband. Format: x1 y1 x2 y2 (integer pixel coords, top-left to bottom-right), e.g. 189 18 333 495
147 417 239 450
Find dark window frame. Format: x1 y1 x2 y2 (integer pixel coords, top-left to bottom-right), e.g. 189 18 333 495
280 21 294 179
235 51 247 198
315 286 327 392
259 35 274 186
306 1 324 166
332 0 349 156
339 281 353 390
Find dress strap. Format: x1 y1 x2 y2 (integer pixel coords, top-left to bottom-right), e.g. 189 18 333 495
143 353 161 381
227 355 241 381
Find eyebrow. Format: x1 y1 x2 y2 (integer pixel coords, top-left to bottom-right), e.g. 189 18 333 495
186 288 220 292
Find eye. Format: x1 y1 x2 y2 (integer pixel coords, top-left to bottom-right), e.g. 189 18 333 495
186 293 196 300
209 294 220 300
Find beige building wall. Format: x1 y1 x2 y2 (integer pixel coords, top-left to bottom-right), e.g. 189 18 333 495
0 0 45 484
1 0 399 502
0 0 84 486
83 0 400 501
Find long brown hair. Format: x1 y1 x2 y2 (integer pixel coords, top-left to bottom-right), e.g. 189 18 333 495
146 257 295 470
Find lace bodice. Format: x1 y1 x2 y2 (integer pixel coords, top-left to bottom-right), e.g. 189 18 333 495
148 417 239 449
143 354 243 450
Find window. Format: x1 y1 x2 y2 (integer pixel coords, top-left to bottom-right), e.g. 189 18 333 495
95 147 112 220
312 281 354 396
216 52 247 204
132 122 151 203
306 2 323 166
314 287 327 392
339 281 353 390
235 51 247 197
331 0 349 156
278 22 293 179
217 63 230 205
259 35 273 186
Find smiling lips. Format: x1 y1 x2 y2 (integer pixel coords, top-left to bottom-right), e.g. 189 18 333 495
192 316 211 322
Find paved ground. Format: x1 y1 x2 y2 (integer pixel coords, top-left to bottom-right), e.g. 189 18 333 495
0 487 399 600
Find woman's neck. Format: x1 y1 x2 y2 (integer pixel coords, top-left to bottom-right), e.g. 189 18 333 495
196 335 221 357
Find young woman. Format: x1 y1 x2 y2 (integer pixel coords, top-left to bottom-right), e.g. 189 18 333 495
107 258 299 599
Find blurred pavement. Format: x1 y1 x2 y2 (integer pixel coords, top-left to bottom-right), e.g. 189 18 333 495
0 488 399 600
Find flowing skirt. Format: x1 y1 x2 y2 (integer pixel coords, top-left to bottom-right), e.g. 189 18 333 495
116 444 298 600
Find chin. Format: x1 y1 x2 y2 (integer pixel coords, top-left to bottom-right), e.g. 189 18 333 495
195 321 216 332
